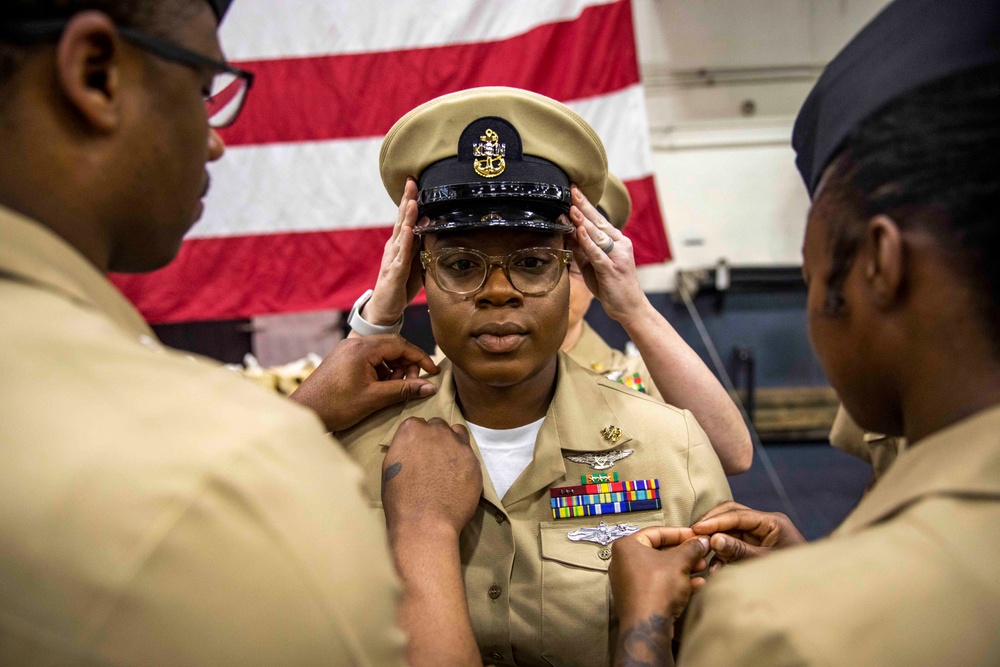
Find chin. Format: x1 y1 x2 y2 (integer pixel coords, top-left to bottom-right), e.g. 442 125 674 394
469 351 560 388
109 239 185 274
839 390 905 438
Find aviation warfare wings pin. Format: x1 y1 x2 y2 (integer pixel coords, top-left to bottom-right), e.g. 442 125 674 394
566 521 640 546
566 447 634 470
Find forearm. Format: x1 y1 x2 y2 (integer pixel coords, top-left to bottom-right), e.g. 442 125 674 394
390 525 482 667
614 613 674 667
623 301 752 475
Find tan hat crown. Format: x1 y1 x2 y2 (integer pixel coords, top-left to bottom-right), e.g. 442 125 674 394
379 87 608 235
596 173 632 231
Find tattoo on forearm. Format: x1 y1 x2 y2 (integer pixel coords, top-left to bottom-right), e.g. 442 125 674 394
615 615 673 667
381 462 403 494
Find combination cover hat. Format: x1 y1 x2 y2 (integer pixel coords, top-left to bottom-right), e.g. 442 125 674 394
596 173 632 231
379 86 608 235
792 0 1000 197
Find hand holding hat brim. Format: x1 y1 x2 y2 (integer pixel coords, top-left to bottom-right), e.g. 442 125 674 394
351 178 425 333
569 185 646 323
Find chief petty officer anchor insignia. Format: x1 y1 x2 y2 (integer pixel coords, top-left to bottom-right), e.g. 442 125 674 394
473 129 505 178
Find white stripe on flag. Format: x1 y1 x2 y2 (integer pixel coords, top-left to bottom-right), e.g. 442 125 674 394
221 0 618 60
567 84 654 181
193 137 390 239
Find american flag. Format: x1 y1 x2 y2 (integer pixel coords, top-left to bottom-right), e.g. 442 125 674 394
111 0 669 324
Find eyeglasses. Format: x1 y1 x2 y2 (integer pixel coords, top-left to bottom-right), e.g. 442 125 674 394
420 247 573 296
0 20 254 128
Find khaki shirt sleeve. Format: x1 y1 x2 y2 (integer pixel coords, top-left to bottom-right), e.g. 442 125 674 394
92 418 406 667
683 409 733 522
679 572 804 666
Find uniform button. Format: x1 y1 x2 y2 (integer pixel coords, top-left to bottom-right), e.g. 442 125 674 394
487 651 503 662
598 548 612 561
488 585 502 599
495 511 506 524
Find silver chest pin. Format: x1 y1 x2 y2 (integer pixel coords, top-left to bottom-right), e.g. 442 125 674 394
567 521 640 546
566 447 634 471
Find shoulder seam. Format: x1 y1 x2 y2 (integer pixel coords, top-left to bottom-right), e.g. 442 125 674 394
597 378 684 412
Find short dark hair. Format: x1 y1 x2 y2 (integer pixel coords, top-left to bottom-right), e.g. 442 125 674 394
0 0 201 92
819 62 1000 347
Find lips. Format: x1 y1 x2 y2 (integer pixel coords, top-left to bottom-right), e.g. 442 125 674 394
472 322 528 354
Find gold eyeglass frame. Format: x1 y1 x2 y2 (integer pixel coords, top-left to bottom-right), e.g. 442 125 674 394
420 247 573 296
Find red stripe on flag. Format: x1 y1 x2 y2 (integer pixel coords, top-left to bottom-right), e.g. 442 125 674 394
109 177 668 324
218 0 639 146
111 228 391 324
623 175 671 264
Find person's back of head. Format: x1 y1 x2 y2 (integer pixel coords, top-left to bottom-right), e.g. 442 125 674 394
819 62 1000 344
793 0 1000 442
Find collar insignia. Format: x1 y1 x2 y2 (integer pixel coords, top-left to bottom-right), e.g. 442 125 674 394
600 425 623 443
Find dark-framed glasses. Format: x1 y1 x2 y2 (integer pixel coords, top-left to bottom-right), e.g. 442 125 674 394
420 247 573 296
0 20 254 128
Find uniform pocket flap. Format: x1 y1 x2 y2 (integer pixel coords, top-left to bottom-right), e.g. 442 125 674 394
539 512 665 572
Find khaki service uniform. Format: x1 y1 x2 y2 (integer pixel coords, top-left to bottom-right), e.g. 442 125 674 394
566 321 662 401
680 404 1000 665
829 405 906 480
0 206 405 666
338 354 731 667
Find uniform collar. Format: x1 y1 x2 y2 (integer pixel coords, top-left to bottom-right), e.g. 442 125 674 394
0 204 155 341
502 352 635 506
381 352 634 508
837 404 1000 533
567 321 613 371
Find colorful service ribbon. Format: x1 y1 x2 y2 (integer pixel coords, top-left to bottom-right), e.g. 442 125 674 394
617 372 647 394
549 478 660 520
582 472 619 484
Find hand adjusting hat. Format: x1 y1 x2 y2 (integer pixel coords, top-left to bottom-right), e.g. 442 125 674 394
596 173 632 232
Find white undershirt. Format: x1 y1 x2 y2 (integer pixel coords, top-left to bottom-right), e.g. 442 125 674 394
467 417 545 499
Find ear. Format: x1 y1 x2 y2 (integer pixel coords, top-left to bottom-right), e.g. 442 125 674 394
863 214 905 309
55 11 125 132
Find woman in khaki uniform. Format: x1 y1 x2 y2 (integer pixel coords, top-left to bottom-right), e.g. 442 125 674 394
337 87 732 667
593 0 1000 663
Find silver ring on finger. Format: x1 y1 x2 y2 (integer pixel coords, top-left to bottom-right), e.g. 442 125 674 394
599 237 615 255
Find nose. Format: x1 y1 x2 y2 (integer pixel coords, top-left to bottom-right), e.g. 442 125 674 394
208 127 226 162
476 264 522 308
